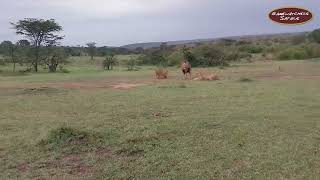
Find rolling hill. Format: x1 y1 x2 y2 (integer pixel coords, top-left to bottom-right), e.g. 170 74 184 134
121 32 307 49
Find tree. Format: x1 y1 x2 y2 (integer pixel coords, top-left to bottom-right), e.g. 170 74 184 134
15 40 31 66
125 57 141 71
11 18 63 72
140 49 168 66
86 42 96 61
17 39 31 47
160 42 168 51
103 54 117 70
182 46 197 66
0 41 13 54
135 47 144 54
167 50 184 66
41 46 68 72
309 29 320 43
291 34 306 45
193 45 228 67
0 41 19 72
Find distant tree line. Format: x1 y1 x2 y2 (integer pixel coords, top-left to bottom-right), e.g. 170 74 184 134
136 28 320 67
1 18 320 73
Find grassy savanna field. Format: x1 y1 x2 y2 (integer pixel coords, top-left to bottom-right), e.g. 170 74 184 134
1 57 320 179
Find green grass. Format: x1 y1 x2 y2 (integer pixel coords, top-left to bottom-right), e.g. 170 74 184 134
0 56 153 85
1 59 320 179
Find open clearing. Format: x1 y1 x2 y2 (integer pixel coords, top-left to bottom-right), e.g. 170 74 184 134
1 59 320 179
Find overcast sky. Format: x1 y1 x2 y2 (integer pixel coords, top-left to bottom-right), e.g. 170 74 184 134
0 0 318 46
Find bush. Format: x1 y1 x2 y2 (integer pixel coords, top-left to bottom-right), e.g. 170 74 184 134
103 55 117 70
125 57 141 71
182 47 197 66
59 65 70 73
192 45 229 67
61 68 70 73
225 51 240 61
167 51 184 66
40 127 104 152
0 60 5 66
304 43 320 58
140 49 168 66
309 29 320 43
239 45 264 54
291 34 306 45
278 47 309 60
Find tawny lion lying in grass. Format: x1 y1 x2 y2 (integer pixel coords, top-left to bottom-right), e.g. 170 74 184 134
155 69 168 79
193 71 219 81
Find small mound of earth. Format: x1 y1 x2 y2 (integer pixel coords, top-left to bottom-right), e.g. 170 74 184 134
110 83 144 90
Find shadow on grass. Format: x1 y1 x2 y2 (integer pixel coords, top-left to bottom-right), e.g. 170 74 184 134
19 87 66 95
158 83 187 89
0 71 31 77
238 77 254 82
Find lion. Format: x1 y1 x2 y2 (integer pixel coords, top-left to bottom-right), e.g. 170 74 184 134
155 69 168 79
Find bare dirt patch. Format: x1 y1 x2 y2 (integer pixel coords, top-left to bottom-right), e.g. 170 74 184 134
60 154 94 176
94 147 114 159
110 83 145 90
17 162 31 173
255 73 320 80
34 153 95 177
254 62 320 81
20 146 137 178
225 159 251 177
0 79 149 91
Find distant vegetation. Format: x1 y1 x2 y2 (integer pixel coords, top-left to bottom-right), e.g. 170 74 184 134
0 18 320 73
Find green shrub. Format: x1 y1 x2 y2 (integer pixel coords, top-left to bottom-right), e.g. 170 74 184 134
305 43 320 58
293 50 308 60
278 47 309 60
239 52 252 60
60 68 70 73
167 51 184 66
239 45 263 54
125 57 142 71
0 56 5 65
192 45 229 67
58 65 70 73
225 51 240 61
309 29 320 43
40 127 105 152
140 49 168 66
103 55 117 70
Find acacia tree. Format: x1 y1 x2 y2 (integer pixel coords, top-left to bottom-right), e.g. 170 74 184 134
86 42 96 61
11 18 63 72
